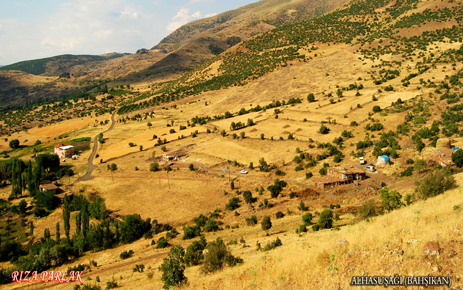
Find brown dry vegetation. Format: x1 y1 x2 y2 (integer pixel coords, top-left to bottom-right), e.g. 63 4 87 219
2 0 463 288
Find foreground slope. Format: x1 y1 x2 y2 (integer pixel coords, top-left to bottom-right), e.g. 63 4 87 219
2 0 463 289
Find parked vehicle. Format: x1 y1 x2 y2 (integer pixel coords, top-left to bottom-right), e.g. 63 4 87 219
360 157 366 165
240 170 248 174
366 165 375 172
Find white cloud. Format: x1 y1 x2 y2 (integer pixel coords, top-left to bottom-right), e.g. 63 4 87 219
205 13 217 18
0 0 161 64
166 8 201 32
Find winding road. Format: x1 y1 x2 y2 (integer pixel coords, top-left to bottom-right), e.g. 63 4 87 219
79 112 116 181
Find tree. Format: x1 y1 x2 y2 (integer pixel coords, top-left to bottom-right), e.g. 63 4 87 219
120 214 150 244
260 133 264 140
18 199 27 215
240 132 245 139
415 137 425 153
35 153 60 172
302 212 313 225
26 161 34 196
319 125 330 134
150 162 160 172
29 221 34 237
9 139 19 149
63 194 70 240
201 238 242 273
221 130 226 137
55 222 60 242
415 168 457 199
159 245 187 289
452 149 463 167
185 236 207 267
261 216 272 234
243 191 253 204
380 188 404 212
259 158 270 172
307 93 315 102
147 122 152 129
318 209 333 229
189 164 195 171
373 105 381 112
110 163 117 171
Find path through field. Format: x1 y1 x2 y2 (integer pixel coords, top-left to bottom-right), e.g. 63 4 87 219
79 112 116 181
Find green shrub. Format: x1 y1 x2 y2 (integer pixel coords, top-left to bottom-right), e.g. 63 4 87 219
185 236 207 267
275 211 284 219
245 215 258 226
156 237 169 249
263 237 283 251
182 225 201 240
356 200 377 221
201 238 243 274
302 212 313 225
318 209 333 229
415 168 457 199
119 250 134 260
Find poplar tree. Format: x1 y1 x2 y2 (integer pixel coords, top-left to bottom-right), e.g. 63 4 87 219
63 194 70 240
81 204 89 238
76 213 81 235
11 159 17 198
56 222 60 242
27 160 34 196
17 164 22 196
29 221 34 237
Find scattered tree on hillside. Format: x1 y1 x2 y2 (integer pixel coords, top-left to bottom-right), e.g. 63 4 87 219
261 216 272 235
159 245 187 289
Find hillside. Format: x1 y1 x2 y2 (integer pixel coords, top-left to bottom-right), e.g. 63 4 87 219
0 54 129 76
0 0 347 108
123 0 350 84
1 0 463 289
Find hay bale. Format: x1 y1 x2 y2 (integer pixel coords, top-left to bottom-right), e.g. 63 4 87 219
436 138 451 149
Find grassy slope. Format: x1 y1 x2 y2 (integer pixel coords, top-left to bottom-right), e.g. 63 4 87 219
125 0 349 83
2 0 463 288
0 54 128 76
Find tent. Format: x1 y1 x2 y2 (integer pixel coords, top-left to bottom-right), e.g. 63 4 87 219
376 155 390 166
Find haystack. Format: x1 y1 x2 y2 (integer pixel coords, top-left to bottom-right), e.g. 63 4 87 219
436 138 451 149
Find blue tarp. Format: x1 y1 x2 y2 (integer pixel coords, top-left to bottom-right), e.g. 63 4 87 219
380 155 390 163
454 147 460 151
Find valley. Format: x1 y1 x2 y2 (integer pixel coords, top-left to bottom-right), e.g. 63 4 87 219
0 0 463 289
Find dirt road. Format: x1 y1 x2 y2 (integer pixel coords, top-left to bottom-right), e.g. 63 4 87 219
79 112 116 181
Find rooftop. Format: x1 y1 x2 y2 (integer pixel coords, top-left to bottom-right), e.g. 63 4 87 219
329 166 365 174
40 184 58 190
54 142 70 148
59 145 74 150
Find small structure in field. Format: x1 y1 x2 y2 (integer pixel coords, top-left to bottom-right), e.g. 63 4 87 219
376 155 390 166
39 183 58 194
54 142 74 158
312 166 366 190
434 148 454 167
161 146 192 162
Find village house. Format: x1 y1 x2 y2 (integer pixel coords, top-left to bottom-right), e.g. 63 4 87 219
433 148 455 167
312 166 366 190
54 142 74 159
39 183 59 194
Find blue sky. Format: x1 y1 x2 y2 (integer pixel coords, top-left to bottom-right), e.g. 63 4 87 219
0 0 258 65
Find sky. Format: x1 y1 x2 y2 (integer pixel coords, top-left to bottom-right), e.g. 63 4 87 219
0 0 258 65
